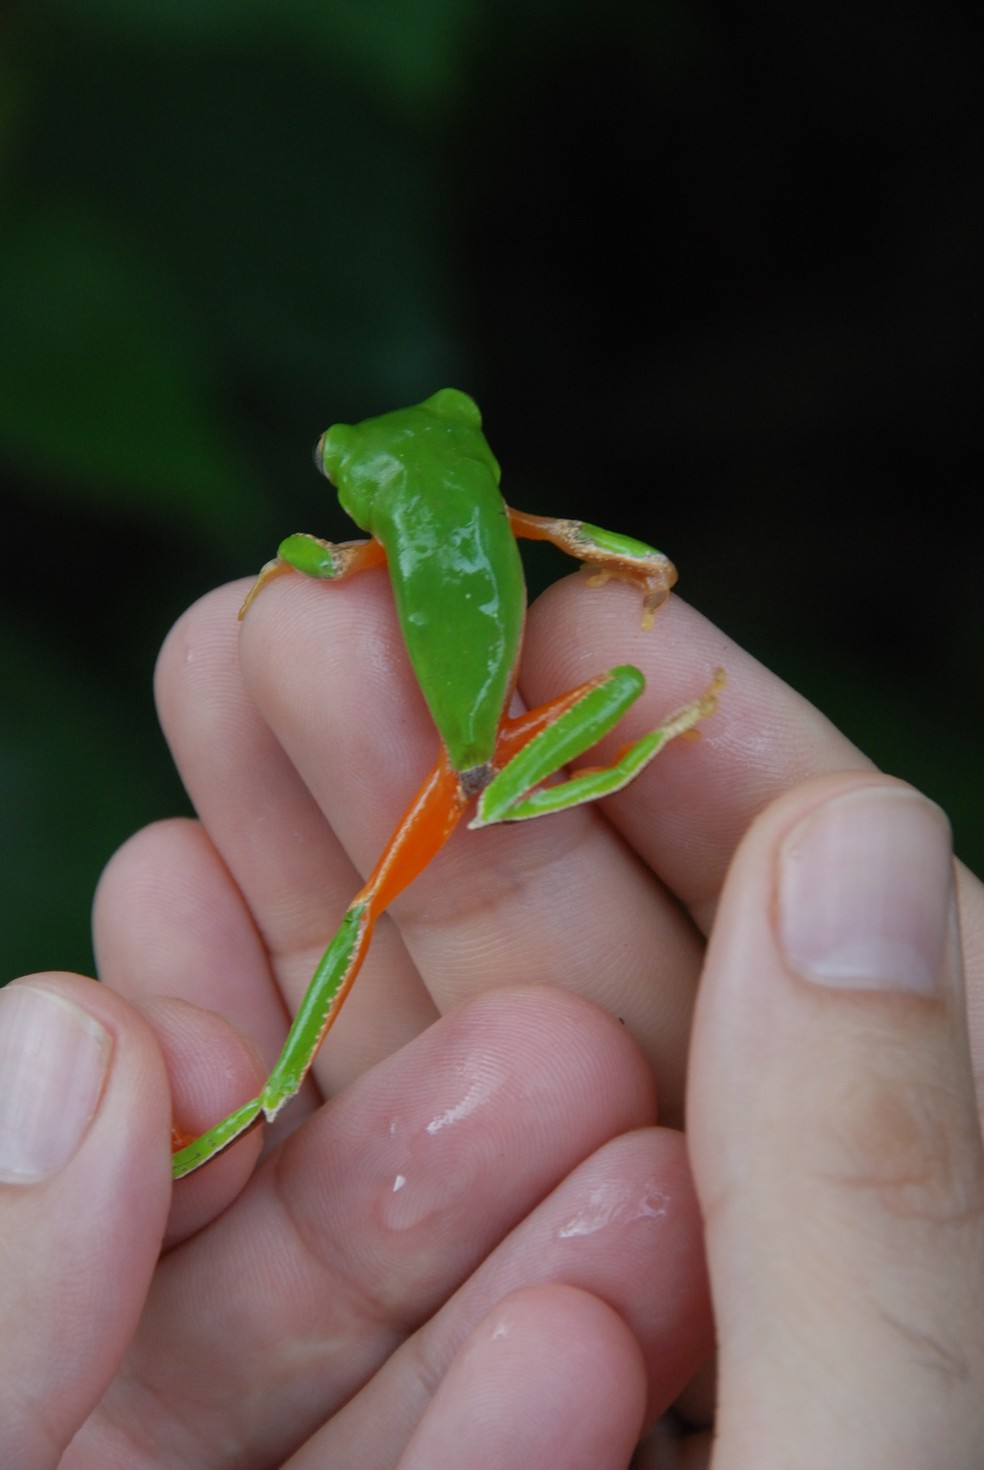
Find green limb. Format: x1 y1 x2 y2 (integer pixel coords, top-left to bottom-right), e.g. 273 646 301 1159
171 903 368 1180
473 666 644 827
276 532 352 579
472 667 724 827
506 508 677 626
239 535 387 618
259 904 368 1117
172 1097 264 1180
576 522 670 564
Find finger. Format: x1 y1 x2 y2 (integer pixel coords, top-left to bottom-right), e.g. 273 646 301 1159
300 1126 710 1468
526 576 984 1126
688 774 984 1466
232 571 705 1115
95 814 332 1146
150 576 984 1133
396 1285 647 1470
528 576 984 1111
95 817 289 1074
960 867 984 1112
152 581 439 1093
136 995 265 1241
70 989 683 1467
522 576 872 934
0 974 171 1467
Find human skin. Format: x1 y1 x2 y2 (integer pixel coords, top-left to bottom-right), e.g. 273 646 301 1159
1 571 981 1468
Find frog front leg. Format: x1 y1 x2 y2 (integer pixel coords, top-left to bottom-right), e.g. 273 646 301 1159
508 508 677 627
238 532 388 616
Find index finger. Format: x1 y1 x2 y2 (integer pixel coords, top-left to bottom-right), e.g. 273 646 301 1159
522 573 984 1096
521 576 874 935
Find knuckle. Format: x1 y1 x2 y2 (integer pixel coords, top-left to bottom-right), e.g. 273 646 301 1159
823 1064 984 1232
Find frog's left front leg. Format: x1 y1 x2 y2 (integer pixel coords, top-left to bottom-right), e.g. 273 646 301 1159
472 666 724 828
238 532 388 616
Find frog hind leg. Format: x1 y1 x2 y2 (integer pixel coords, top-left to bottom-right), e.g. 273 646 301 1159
173 749 468 1178
472 666 724 828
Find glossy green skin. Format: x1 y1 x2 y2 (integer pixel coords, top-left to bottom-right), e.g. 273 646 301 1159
318 388 525 777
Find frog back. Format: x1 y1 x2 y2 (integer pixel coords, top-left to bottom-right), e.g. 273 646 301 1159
321 391 525 775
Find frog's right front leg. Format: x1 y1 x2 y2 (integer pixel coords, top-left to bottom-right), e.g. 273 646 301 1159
507 508 677 627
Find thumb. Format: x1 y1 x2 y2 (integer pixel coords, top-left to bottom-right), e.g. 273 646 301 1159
689 775 984 1469
0 974 172 1468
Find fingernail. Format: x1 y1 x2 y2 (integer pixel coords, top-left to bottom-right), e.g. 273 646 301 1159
0 984 112 1183
778 787 953 994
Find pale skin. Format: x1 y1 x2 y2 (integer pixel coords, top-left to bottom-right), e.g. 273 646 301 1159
1 423 982 1464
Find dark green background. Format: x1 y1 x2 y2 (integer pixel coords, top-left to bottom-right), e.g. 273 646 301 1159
2 0 981 983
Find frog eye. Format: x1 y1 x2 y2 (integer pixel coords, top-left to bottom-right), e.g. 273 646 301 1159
422 387 482 428
315 422 355 481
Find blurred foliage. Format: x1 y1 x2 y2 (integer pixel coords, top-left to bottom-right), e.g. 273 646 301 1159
1 0 981 981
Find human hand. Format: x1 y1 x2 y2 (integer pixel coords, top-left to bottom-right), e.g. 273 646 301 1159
2 568 980 1465
2 970 711 1467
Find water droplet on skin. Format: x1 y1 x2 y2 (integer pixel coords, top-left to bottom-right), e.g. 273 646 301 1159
556 1179 669 1239
379 1054 510 1232
425 1080 490 1134
424 1057 507 1134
